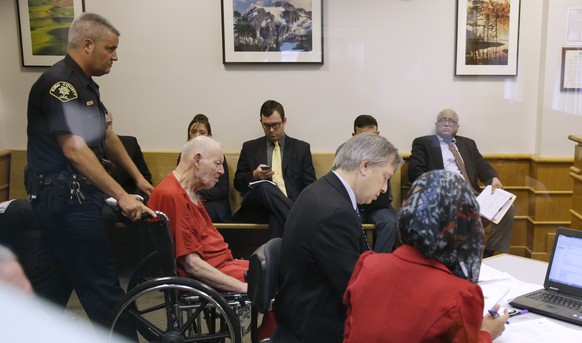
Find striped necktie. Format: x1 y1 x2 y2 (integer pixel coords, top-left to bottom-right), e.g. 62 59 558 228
448 142 479 195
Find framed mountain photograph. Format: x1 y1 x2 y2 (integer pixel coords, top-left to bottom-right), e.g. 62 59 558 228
221 0 323 64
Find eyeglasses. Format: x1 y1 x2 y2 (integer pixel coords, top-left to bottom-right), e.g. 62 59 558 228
261 122 282 131
436 117 458 126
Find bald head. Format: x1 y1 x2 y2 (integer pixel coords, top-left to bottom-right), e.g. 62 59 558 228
180 136 221 165
177 136 224 193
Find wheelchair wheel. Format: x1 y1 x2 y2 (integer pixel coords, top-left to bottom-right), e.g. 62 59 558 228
109 277 242 343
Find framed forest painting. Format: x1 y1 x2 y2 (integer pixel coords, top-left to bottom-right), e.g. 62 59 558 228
455 0 520 76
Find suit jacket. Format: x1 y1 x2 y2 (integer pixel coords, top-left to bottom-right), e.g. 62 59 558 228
343 246 492 343
275 172 366 343
234 135 316 201
109 135 152 197
408 135 497 191
198 158 232 223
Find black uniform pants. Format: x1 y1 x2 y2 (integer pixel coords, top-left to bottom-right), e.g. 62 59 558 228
30 187 132 335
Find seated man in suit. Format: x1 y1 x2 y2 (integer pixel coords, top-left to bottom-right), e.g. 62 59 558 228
408 108 514 257
0 199 41 276
107 135 153 198
351 114 399 252
274 133 402 342
233 100 316 238
101 134 153 263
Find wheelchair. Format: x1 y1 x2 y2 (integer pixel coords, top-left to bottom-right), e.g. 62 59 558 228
108 211 282 343
108 211 249 342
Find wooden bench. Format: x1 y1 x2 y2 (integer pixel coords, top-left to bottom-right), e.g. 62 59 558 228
143 152 401 254
6 150 402 257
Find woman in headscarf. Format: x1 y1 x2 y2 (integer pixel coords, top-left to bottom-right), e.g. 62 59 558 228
343 170 509 343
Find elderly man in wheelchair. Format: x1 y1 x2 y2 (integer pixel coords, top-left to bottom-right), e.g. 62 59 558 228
109 136 276 343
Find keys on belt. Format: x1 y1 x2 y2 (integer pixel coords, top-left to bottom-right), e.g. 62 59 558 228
36 173 89 204
69 175 86 204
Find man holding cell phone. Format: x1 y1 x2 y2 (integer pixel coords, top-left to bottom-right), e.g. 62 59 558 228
233 100 316 238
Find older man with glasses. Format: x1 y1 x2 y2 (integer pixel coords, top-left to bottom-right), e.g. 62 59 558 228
233 100 316 238
408 108 515 258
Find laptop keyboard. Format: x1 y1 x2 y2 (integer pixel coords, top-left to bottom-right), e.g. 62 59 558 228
527 291 582 311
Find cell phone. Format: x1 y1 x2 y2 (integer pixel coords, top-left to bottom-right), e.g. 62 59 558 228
260 164 271 171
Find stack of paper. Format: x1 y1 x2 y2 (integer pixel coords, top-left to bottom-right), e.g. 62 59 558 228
476 185 516 224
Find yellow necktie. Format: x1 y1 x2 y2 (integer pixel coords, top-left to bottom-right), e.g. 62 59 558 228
272 141 287 196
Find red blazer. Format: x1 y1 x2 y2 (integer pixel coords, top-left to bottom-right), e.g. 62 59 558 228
343 246 492 343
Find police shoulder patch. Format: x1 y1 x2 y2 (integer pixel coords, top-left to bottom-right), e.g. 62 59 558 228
49 81 78 103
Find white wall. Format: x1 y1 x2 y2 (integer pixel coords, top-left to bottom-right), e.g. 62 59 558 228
1 0 580 157
540 0 582 156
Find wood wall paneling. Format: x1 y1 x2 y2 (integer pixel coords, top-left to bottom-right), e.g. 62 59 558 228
0 150 10 202
9 150 27 200
6 150 575 261
569 136 582 232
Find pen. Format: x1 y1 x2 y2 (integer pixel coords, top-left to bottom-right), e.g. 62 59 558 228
509 309 529 317
488 309 510 325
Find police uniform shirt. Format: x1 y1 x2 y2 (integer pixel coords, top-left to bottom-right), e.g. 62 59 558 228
27 54 107 173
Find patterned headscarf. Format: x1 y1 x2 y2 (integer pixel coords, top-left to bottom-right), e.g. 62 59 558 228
399 170 484 283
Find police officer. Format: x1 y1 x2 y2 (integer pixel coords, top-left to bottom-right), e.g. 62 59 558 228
25 12 155 334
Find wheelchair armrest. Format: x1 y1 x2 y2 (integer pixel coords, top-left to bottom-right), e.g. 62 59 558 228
246 237 282 313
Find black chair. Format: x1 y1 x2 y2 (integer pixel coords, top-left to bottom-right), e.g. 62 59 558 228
245 237 282 343
108 211 249 343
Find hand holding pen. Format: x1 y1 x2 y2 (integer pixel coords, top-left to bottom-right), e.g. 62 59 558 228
481 304 510 340
488 309 510 325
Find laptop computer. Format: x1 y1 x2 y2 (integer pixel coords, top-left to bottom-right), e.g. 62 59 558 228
509 227 582 326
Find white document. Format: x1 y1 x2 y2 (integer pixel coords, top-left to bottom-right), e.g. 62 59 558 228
496 317 582 343
476 185 516 224
248 180 277 188
0 199 15 214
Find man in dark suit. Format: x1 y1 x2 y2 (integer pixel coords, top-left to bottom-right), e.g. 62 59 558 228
408 108 514 257
108 135 153 197
102 135 153 263
351 114 399 252
233 100 316 238
0 199 41 277
274 133 402 343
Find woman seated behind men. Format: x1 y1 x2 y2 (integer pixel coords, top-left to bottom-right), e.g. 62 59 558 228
180 114 232 222
343 170 509 343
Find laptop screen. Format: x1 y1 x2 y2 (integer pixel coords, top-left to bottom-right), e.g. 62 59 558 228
547 231 582 289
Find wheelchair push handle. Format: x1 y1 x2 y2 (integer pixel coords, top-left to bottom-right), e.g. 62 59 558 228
104 195 156 219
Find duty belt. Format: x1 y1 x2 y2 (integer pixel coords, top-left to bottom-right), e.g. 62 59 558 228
37 173 92 187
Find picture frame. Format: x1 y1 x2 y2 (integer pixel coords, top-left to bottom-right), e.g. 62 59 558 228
17 0 85 67
221 0 323 64
455 0 521 76
561 47 582 92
